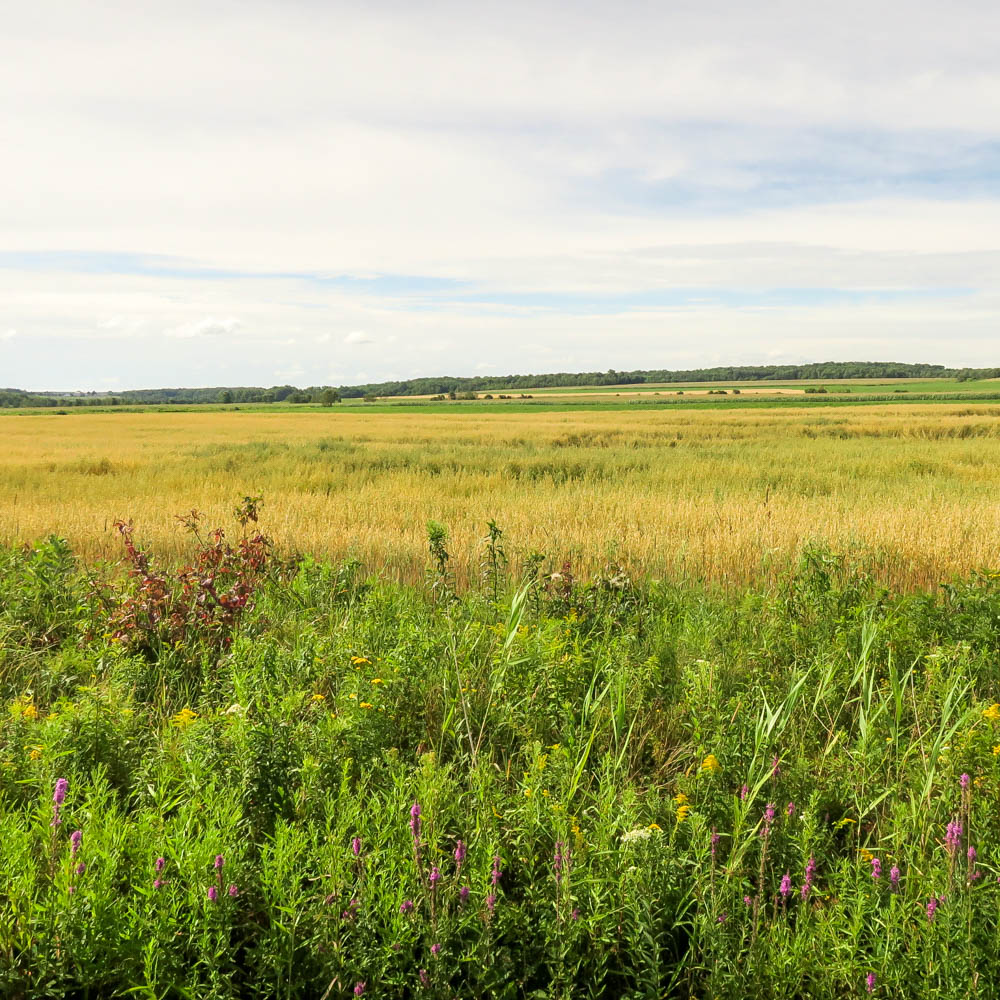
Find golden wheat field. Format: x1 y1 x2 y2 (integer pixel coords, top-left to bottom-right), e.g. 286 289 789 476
5 403 1000 588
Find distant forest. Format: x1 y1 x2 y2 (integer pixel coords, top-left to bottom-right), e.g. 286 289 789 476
3 361 996 407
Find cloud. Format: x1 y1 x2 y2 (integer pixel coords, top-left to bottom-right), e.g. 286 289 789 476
343 330 373 345
1 328 15 340
165 315 241 339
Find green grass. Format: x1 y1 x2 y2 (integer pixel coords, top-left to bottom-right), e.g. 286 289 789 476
3 527 1000 997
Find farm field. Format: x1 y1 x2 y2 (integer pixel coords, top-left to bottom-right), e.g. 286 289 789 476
5 397 1000 997
6 401 1000 589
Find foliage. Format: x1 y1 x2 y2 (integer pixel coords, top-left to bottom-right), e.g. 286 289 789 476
4 526 1000 996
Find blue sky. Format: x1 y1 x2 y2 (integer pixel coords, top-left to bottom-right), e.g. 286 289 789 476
2 0 1000 390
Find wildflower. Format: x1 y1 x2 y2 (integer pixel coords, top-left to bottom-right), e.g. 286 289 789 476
410 802 422 843
866 972 876 993
359 702 373 709
554 842 564 882
717 913 727 923
419 969 430 987
171 707 198 728
354 983 366 996
311 693 325 701
871 857 881 880
214 854 225 871
22 703 38 720
454 839 466 870
801 856 817 899
352 837 362 857
740 784 748 800
351 655 370 665
208 886 218 902
960 773 970 790
983 703 1000 721
710 829 720 858
968 846 977 863
155 856 165 872
701 754 721 774
70 830 82 858
676 804 691 822
889 865 900 890
75 861 86 876
431 943 442 957
744 895 752 907
153 879 164 889
486 893 496 912
786 801 795 818
771 755 780 778
53 778 69 804
228 884 238 897
779 872 792 899
926 896 941 922
995 745 1000 755
400 899 415 914
371 677 383 684
429 866 441 886
491 854 502 886
945 821 962 855
459 886 470 904
673 792 688 805
571 907 580 920
647 822 662 832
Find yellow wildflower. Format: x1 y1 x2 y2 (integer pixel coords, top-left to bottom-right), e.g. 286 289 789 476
28 745 43 760
311 693 326 701
523 788 532 797
22 704 38 721
676 804 691 823
701 754 721 774
993 745 1000 756
370 678 383 685
648 822 662 832
673 792 689 805
171 707 198 728
359 702 374 709
351 656 370 665
983 703 1000 721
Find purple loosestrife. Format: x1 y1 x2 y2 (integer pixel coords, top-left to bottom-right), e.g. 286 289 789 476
228 884 238 897
454 839 466 871
153 879 164 890
945 821 962 855
866 972 876 993
70 830 82 858
717 913 727 923
491 854 502 886
354 982 366 997
155 856 165 872
801 856 817 900
51 777 69 827
214 854 225 872
889 866 900 890
419 969 430 987
554 842 564 883
771 755 780 778
208 886 218 902
459 886 470 904
486 893 496 913
352 837 362 857
744 895 752 907
710 830 720 859
410 802 422 843
786 801 795 818
431 943 442 957
429 866 441 887
571 908 580 920
400 899 415 914
779 872 792 900
740 784 748 800
75 862 86 876
960 773 970 790
871 857 882 880
926 896 941 922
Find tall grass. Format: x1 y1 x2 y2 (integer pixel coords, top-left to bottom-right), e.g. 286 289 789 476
5 405 1000 589
3 525 1000 996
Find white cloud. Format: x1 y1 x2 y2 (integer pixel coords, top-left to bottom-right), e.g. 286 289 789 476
1 329 15 340
165 315 241 339
343 330 373 345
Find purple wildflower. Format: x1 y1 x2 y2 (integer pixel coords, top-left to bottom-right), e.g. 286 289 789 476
801 856 817 899
400 899 415 914
717 913 727 923
771 755 780 778
926 896 940 922
571 907 580 920
889 865 900 890
153 879 164 889
419 969 430 987
53 778 69 805
155 856 165 872
431 943 442 957
871 857 882 880
410 801 422 842
70 830 82 858
459 886 470 904
486 892 496 913
945 821 963 855
554 841 564 882
208 886 218 902
968 846 977 863
491 854 502 886
352 837 362 857
710 829 720 858
780 872 792 899
454 839 466 870
214 854 225 871
866 972 876 993
74 861 86 876
744 895 752 907
429 865 441 886
786 801 795 818
960 773 970 790
228 884 238 897
740 784 748 800
354 982 366 997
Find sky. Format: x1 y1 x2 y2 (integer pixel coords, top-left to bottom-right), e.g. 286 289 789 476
2 0 1000 391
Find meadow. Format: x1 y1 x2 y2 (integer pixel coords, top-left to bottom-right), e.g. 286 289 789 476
5 396 1000 997
6 401 1000 589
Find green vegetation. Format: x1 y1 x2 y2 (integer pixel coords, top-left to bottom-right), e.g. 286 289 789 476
3 516 1000 997
5 360 1000 408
